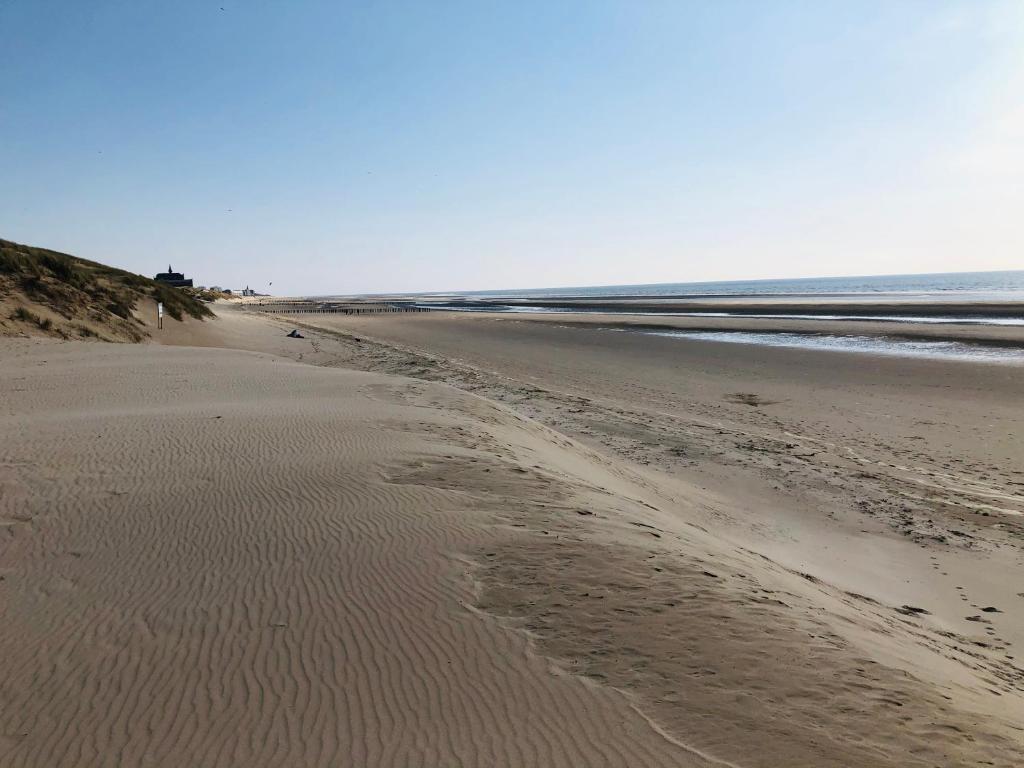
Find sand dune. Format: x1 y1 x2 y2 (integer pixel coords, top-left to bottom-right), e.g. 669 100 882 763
0 237 213 343
3 306 1023 766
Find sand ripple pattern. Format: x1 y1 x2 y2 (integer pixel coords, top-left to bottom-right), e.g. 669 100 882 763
0 342 707 768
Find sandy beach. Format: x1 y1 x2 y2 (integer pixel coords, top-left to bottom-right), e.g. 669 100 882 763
2 302 1023 766
6 0 1024 763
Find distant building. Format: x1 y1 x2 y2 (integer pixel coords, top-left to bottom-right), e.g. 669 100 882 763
241 286 256 297
154 265 194 288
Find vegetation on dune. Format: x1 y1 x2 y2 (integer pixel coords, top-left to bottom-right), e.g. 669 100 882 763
10 305 52 331
1 237 213 340
182 286 234 305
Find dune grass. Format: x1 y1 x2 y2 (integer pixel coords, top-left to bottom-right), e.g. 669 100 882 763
1 238 212 338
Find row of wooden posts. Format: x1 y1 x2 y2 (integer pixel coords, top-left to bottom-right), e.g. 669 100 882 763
250 304 430 315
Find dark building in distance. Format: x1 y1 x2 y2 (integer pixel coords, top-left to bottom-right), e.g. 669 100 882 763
154 265 193 288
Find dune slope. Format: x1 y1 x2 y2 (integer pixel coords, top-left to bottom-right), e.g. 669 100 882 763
0 237 212 342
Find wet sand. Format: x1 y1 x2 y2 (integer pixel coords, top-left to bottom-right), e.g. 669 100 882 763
406 304 1024 345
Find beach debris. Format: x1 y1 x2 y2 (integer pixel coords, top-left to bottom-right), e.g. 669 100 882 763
286 329 304 339
896 605 930 616
726 392 778 407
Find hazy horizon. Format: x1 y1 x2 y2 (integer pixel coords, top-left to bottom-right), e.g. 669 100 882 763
3 1 1022 295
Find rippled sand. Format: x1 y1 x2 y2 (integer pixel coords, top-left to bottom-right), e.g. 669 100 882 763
2 313 1022 766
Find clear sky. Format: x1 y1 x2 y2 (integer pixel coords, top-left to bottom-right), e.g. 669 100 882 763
2 1 1021 295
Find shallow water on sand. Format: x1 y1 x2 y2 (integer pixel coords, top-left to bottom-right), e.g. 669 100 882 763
418 304 1024 327
641 329 1024 365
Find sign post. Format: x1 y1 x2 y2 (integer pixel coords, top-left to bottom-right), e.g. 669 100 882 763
157 302 163 330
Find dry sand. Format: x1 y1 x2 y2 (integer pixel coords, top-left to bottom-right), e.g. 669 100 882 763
2 303 1023 766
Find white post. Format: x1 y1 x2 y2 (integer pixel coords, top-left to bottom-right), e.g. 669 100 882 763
157 302 164 330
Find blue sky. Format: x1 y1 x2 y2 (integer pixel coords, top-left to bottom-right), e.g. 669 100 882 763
2 1 1021 294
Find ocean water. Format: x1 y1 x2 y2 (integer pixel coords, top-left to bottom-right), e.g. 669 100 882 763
446 270 1024 302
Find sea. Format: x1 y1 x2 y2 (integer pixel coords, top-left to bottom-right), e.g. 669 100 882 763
442 270 1024 302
